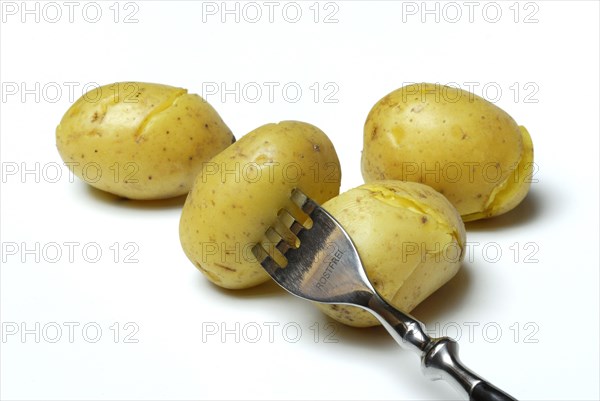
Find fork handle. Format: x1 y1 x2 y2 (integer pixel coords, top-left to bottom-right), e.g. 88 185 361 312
424 338 517 401
471 381 517 401
368 296 517 401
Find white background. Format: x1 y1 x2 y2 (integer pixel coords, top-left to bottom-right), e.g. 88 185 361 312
1 1 599 400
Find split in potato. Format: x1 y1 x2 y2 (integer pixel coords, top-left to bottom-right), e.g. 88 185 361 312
56 82 234 200
318 180 466 327
362 83 534 221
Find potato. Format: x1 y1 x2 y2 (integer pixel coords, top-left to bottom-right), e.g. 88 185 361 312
317 180 465 327
179 121 341 289
56 82 234 200
362 83 534 221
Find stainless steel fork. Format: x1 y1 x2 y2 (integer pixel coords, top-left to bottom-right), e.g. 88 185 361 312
252 189 517 401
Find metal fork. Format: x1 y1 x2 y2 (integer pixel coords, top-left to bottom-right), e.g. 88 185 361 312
252 189 517 401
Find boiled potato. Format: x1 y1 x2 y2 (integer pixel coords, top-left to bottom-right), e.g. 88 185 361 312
318 180 465 327
362 83 534 221
179 121 341 289
56 82 234 200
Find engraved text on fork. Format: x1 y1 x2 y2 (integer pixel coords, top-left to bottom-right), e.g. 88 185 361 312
316 249 344 290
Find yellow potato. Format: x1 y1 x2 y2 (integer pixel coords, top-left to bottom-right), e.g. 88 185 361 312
362 83 534 221
56 82 234 200
179 121 341 289
318 180 465 327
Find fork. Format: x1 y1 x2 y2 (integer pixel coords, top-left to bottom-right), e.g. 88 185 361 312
252 188 517 401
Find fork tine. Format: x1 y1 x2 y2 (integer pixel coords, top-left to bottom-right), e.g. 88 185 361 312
251 243 282 276
277 208 305 238
265 226 283 245
291 188 318 217
265 227 292 257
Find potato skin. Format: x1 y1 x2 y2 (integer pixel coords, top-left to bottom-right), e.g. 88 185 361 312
179 121 341 289
56 82 234 200
318 180 465 327
362 83 534 221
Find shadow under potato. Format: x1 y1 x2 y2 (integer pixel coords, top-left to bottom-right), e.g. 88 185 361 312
201 275 286 300
82 182 188 210
317 266 471 350
411 265 471 323
465 188 545 231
